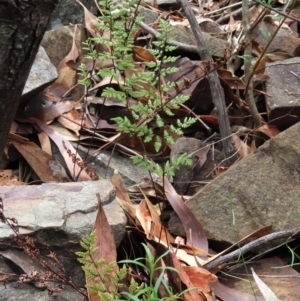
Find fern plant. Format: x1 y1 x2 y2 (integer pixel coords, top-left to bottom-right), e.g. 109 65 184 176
76 230 127 300
78 0 197 177
77 232 185 301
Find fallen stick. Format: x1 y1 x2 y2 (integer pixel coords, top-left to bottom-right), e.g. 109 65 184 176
204 228 300 270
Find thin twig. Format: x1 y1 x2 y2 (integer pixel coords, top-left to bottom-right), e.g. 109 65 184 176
179 0 237 166
251 0 300 22
243 0 262 128
216 5 250 24
205 1 245 16
139 21 199 54
204 228 300 270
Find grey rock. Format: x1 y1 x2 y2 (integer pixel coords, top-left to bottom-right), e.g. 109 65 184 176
185 121 300 244
139 7 227 57
70 143 159 186
0 180 125 245
168 212 186 238
170 137 204 194
139 6 158 25
41 25 86 101
170 25 228 58
170 137 225 195
0 180 126 301
253 21 300 57
0 282 84 301
41 25 86 68
266 57 300 131
49 0 97 30
21 46 58 103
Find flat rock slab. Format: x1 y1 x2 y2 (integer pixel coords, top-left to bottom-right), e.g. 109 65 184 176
266 57 300 131
0 180 126 247
0 180 126 301
186 121 300 244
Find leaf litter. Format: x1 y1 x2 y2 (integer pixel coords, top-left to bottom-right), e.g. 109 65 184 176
3 0 300 299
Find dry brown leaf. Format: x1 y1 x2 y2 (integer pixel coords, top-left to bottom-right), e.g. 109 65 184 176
132 46 157 62
75 1 111 54
164 177 208 253
249 5 264 24
183 266 217 299
111 170 137 219
136 198 175 244
127 177 165 201
37 131 52 155
0 170 25 186
211 166 229 179
232 133 251 158
171 252 207 301
33 120 92 181
43 25 79 100
144 197 175 244
218 69 246 90
9 133 71 183
256 125 280 138
171 243 213 257
88 76 125 92
75 0 100 37
10 121 19 133
173 247 206 267
136 200 154 240
57 109 83 136
86 193 119 301
19 97 78 122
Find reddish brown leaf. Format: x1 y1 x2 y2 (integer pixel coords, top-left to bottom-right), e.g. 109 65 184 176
9 133 71 183
256 125 280 138
163 177 208 253
183 266 217 299
132 46 157 62
171 252 206 301
199 115 235 126
86 193 119 301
